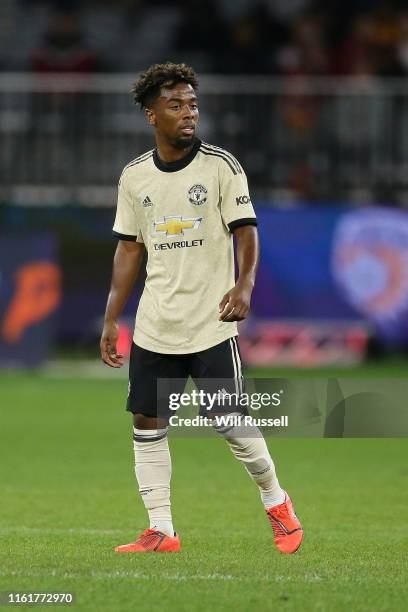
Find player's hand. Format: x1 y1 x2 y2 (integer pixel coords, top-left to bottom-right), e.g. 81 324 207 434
100 320 124 368
218 280 253 322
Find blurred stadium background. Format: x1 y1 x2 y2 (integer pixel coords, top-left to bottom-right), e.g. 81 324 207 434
2 0 408 373
1 3 408 611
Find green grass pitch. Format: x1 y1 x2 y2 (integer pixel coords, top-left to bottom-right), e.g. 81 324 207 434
0 368 407 611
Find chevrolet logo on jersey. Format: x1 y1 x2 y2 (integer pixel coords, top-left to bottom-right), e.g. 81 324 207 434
152 215 202 238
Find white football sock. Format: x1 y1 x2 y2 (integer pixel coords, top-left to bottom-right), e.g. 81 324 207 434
213 415 285 509
133 427 174 537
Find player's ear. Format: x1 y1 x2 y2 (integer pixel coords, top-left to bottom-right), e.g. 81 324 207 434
145 108 156 127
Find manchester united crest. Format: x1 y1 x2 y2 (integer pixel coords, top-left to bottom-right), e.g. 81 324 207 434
188 184 208 206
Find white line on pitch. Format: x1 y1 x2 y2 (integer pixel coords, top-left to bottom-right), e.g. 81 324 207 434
0 526 131 535
0 569 323 583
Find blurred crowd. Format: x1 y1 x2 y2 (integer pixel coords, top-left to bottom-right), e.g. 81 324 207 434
1 0 408 76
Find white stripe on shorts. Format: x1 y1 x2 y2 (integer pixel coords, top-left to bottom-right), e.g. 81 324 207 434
232 337 243 395
229 337 243 396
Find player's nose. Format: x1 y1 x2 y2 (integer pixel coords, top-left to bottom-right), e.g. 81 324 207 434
182 104 196 119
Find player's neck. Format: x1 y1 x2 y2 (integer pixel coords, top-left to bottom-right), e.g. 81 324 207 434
155 137 196 163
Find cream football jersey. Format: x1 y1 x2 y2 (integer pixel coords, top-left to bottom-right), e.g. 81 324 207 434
113 138 257 354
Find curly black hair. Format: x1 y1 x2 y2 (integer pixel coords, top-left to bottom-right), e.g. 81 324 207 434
131 62 199 109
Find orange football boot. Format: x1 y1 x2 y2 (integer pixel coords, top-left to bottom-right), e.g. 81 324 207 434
114 529 181 553
266 492 303 554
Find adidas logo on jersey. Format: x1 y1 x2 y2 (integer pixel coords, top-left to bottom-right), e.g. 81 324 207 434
143 196 153 207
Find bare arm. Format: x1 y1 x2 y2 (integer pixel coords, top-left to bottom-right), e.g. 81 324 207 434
219 225 259 322
100 240 145 367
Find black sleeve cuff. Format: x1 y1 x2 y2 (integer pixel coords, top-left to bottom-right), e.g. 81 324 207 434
228 218 258 232
112 231 137 241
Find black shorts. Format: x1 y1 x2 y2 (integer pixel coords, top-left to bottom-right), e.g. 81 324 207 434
126 337 245 418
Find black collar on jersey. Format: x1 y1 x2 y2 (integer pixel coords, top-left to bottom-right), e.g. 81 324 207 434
153 138 201 172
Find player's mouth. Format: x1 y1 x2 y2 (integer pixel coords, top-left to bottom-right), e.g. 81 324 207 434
180 125 195 136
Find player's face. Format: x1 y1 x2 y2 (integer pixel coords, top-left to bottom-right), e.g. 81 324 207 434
147 83 199 149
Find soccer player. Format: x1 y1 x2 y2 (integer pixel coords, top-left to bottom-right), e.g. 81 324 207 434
100 63 303 554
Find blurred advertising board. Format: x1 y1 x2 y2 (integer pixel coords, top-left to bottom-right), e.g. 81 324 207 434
241 207 408 365
0 234 61 366
3 206 405 368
